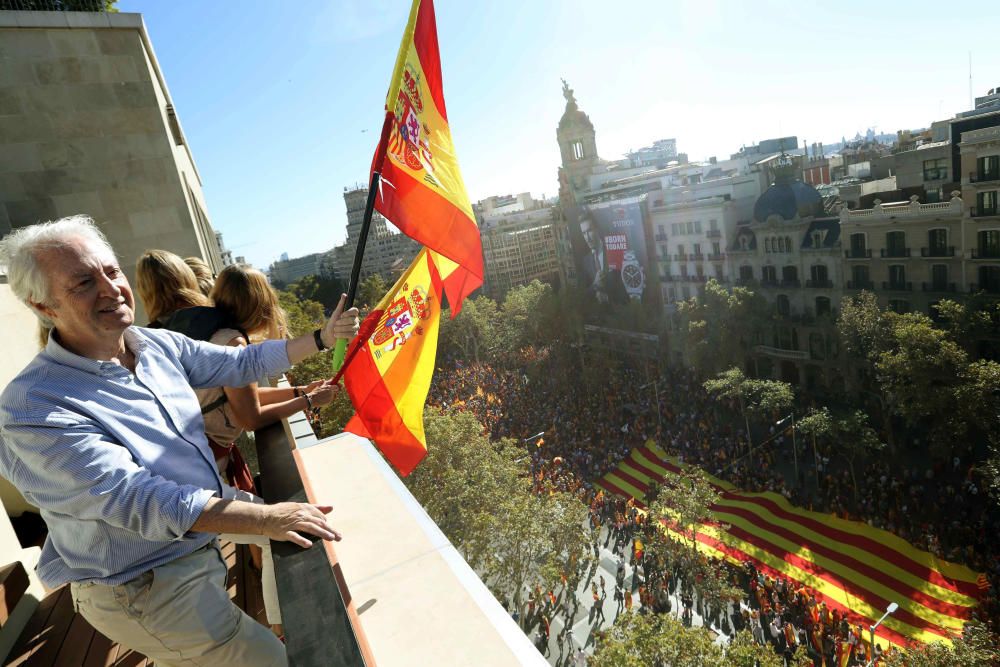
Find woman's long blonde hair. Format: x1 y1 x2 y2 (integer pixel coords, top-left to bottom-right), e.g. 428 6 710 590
211 264 288 341
135 249 210 324
184 256 215 296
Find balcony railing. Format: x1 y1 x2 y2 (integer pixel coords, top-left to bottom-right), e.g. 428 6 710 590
780 278 801 288
846 280 875 290
689 253 704 261
674 253 689 261
969 171 1000 185
706 252 725 261
970 283 1000 294
971 248 1000 259
760 278 779 288
971 207 999 218
654 233 668 241
805 279 833 288
736 277 757 287
845 248 872 259
882 281 913 291
880 248 911 258
707 229 722 239
921 246 955 257
921 282 957 293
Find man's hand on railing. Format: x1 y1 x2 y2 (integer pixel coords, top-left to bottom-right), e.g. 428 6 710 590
260 502 342 548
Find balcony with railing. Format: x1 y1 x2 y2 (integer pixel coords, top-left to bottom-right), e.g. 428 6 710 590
706 229 722 239
921 246 955 257
654 233 668 241
971 247 1000 259
760 278 779 288
736 277 757 287
971 207 999 219
706 252 725 261
805 279 833 289
689 252 705 261
780 278 801 288
969 171 1000 186
844 248 872 259
880 248 911 258
839 194 963 223
846 280 875 290
674 253 689 261
253 407 546 666
882 281 913 292
922 282 958 293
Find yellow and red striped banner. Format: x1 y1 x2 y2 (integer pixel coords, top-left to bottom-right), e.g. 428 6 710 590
372 0 482 313
596 442 984 649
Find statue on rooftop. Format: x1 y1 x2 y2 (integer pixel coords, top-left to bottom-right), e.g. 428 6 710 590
561 78 576 106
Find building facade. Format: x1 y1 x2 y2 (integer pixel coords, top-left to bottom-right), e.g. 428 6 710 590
479 206 562 299
0 11 225 324
330 185 420 283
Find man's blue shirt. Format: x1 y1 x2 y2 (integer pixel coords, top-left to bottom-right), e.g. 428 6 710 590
0 326 290 587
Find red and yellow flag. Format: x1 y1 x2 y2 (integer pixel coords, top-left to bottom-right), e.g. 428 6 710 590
371 0 482 314
595 443 985 650
343 248 444 475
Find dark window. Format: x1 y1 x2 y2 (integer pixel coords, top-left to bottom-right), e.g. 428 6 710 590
978 191 998 216
979 230 1000 256
889 265 906 286
763 265 777 283
572 140 585 160
815 296 831 317
776 294 790 316
931 264 948 289
978 155 1000 181
739 265 753 281
928 229 948 253
810 264 828 283
782 265 798 283
809 333 826 360
850 233 866 253
922 158 948 181
852 265 870 284
886 230 906 255
980 266 1000 293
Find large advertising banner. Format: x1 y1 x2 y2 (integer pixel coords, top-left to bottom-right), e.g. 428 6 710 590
566 195 652 305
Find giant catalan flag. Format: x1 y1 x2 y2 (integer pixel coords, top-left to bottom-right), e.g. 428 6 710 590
343 248 444 475
597 442 984 650
371 0 482 314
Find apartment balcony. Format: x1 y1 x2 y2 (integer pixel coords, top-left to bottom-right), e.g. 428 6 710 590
654 233 668 241
971 248 1000 259
780 278 801 288
846 280 875 290
706 229 722 239
805 279 833 288
970 283 1000 295
689 252 705 261
706 252 725 261
971 207 999 219
736 277 757 287
880 248 911 258
253 398 542 666
674 253 689 261
760 278 779 288
922 282 958 293
844 248 872 259
921 246 956 257
969 171 1000 186
882 281 913 292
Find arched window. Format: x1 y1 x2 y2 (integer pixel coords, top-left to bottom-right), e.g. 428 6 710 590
777 237 785 252
764 238 771 253
785 236 793 253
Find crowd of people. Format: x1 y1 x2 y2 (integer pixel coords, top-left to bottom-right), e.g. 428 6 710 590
427 344 999 662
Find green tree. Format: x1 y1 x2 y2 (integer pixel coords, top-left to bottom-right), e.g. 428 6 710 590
591 612 726 667
357 273 389 313
678 279 770 377
704 367 755 451
439 295 499 364
498 280 554 353
704 368 793 452
287 273 346 313
883 622 1000 667
834 409 884 501
724 630 785 667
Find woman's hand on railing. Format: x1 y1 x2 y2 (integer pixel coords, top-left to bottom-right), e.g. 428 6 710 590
308 380 340 408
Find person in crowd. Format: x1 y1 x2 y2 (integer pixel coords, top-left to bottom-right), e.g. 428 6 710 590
0 215 359 666
184 255 215 296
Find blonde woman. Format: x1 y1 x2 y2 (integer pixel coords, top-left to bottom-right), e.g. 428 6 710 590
136 252 339 636
184 255 215 296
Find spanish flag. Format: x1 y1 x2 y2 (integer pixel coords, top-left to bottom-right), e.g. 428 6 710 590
372 0 482 314
343 248 444 475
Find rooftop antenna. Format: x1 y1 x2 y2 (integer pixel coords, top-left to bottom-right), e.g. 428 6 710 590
969 51 974 109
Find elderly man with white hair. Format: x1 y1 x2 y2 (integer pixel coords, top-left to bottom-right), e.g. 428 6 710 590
0 216 359 666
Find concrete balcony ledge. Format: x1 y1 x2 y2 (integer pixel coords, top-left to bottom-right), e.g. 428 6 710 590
292 431 546 667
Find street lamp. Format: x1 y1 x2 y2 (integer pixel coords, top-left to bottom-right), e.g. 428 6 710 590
867 601 898 666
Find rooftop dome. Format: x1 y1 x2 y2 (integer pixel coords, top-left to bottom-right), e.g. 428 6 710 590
753 157 824 222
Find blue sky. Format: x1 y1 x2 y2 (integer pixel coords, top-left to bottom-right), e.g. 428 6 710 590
118 0 1000 269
